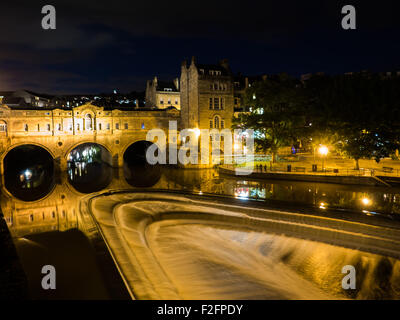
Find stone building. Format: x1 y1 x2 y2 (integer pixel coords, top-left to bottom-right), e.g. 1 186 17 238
145 77 180 110
180 57 234 131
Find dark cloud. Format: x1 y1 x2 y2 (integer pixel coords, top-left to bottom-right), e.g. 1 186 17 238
0 0 399 93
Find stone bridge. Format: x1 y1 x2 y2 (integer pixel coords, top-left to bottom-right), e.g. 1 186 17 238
0 103 180 173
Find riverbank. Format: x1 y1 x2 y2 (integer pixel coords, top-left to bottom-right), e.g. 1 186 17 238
219 166 392 187
0 212 29 299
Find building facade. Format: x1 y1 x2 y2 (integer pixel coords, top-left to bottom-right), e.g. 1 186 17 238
145 77 181 110
180 57 235 131
0 103 180 171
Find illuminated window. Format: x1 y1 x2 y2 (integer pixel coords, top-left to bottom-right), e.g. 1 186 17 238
106 123 110 130
141 123 145 129
214 116 220 129
85 114 93 130
214 98 219 109
0 123 6 132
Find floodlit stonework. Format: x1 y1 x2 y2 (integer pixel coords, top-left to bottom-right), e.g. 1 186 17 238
0 103 180 171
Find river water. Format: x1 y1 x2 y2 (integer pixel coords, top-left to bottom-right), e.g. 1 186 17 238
3 145 400 299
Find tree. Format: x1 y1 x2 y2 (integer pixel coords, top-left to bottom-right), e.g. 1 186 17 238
232 74 306 162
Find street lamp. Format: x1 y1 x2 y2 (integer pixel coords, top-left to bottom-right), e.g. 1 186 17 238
318 145 328 172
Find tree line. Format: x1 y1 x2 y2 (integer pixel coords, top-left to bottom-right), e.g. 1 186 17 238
233 72 400 168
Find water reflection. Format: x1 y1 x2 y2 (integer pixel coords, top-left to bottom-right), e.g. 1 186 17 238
3 145 54 201
67 144 112 193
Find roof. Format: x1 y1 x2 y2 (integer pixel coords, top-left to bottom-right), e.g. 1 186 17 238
196 63 230 76
156 80 179 92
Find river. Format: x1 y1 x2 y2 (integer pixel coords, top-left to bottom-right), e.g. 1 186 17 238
3 145 400 299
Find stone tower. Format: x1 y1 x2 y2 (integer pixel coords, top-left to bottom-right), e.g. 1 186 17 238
180 57 234 131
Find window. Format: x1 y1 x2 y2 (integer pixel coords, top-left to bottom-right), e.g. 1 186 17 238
47 124 51 131
214 83 218 90
98 123 102 130
29 214 34 222
0 123 6 132
210 84 213 90
214 116 220 129
106 123 110 130
115 123 119 130
220 98 224 110
58 124 62 131
24 124 28 131
175 99 179 105
221 120 225 129
160 99 164 105
214 98 219 109
77 123 80 131
209 98 213 110
124 123 128 129
234 98 238 105
85 114 93 130
141 123 145 129
37 124 40 131
210 120 213 128
167 99 171 105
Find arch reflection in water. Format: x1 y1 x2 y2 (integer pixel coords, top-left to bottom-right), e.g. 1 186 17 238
123 140 161 187
67 143 112 193
3 145 54 201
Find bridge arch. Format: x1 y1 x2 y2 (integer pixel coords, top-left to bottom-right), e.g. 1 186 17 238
122 140 163 165
64 141 112 160
1 142 56 167
2 144 55 201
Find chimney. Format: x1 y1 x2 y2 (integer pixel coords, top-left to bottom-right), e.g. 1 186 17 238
153 76 158 86
181 60 187 69
219 58 229 71
191 56 196 65
173 78 179 90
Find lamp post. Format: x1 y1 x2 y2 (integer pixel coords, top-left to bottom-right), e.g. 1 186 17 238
318 145 328 172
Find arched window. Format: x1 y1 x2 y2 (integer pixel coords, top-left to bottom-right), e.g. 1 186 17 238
214 116 220 129
85 114 93 130
0 121 7 133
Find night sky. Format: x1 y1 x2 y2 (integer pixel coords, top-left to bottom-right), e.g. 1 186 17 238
0 0 399 94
